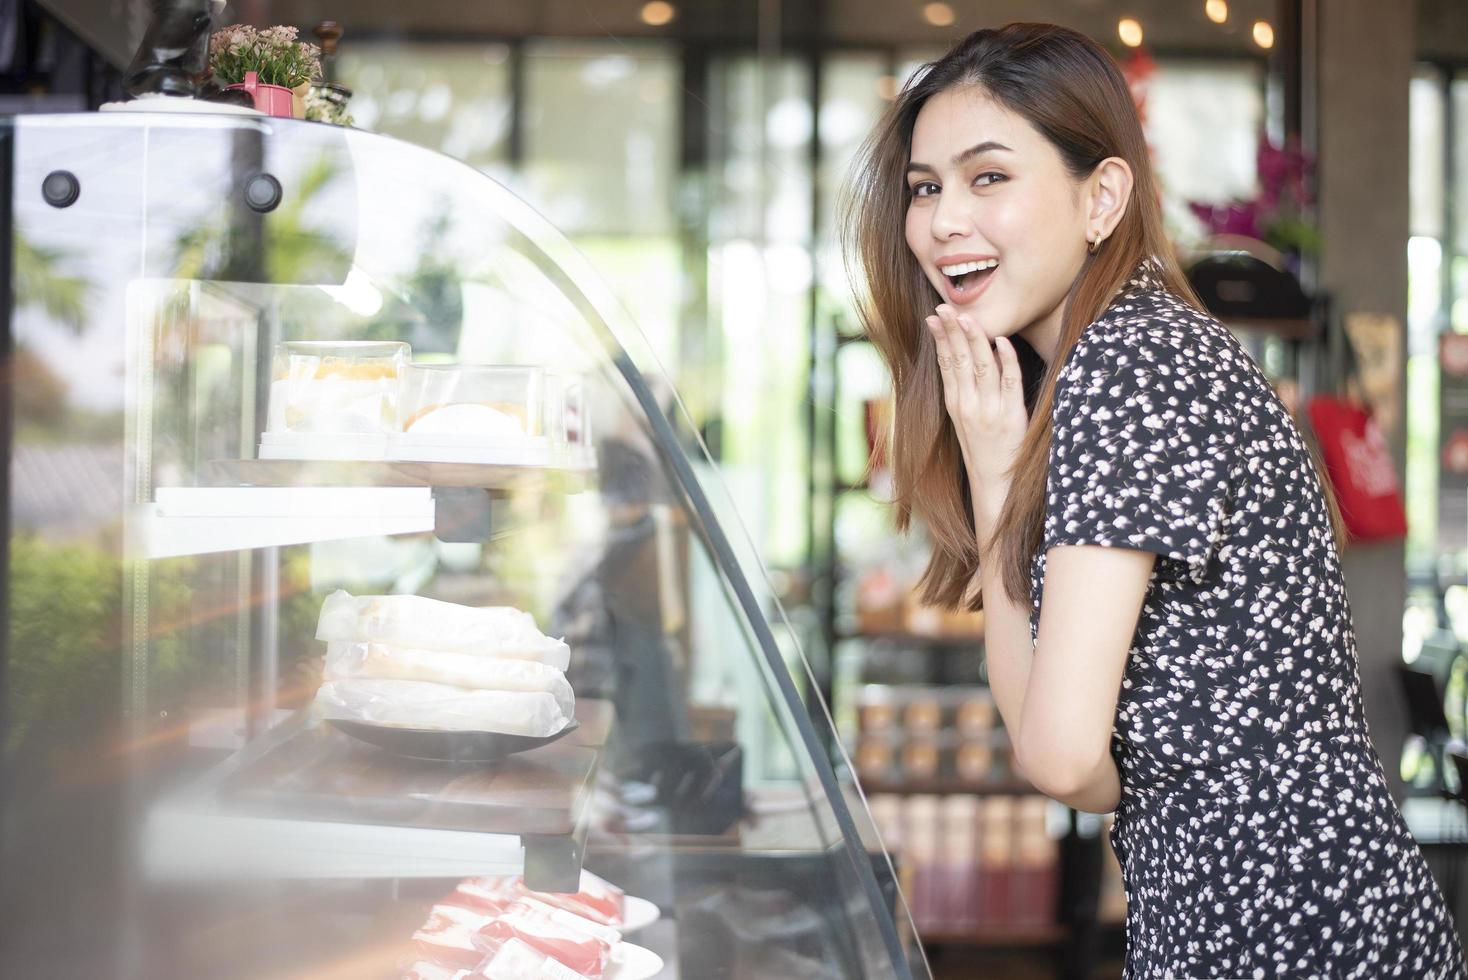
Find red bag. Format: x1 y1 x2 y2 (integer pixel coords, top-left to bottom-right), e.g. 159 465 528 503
1305 394 1408 542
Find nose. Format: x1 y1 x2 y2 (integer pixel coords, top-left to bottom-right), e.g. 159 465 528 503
929 188 972 241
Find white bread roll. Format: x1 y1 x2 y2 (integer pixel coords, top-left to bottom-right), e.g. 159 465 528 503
315 590 570 670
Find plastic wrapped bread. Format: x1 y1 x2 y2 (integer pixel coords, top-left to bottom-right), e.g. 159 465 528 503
324 643 574 719
316 591 570 670
315 680 572 737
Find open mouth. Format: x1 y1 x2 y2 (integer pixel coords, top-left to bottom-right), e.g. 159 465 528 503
940 258 997 298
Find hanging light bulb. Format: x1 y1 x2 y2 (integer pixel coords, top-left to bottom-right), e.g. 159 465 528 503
640 1 676 26
1118 18 1144 48
1253 20 1275 49
923 3 956 27
1205 0 1228 25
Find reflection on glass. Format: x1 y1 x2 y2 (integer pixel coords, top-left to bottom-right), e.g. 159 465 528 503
0 113 925 980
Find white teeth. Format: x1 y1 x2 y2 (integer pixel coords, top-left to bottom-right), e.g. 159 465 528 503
939 258 998 276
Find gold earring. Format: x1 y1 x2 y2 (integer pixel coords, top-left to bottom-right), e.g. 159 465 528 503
1088 235 1103 255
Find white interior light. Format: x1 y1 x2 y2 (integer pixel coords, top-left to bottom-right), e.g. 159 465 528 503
319 266 385 318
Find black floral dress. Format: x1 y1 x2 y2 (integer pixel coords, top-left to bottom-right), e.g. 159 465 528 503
1029 256 1467 979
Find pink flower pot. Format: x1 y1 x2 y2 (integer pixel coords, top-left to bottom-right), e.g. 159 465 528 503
225 71 296 118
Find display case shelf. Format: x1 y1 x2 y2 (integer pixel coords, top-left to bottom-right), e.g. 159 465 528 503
145 699 613 892
208 458 596 493
836 629 984 649
856 777 1033 796
134 486 437 558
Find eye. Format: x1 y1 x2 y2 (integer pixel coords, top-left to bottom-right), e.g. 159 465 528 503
974 172 1006 187
909 180 940 198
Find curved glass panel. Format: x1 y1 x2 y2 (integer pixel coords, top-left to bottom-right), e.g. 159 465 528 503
0 112 925 980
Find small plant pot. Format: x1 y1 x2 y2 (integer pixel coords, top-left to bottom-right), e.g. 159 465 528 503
225 71 296 117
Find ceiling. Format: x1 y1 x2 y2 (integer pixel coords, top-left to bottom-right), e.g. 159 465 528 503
41 0 1468 74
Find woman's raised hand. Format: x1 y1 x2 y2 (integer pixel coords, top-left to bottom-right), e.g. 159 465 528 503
925 304 1028 515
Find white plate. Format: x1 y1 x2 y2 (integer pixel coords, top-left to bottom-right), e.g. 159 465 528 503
619 895 661 934
607 942 663 980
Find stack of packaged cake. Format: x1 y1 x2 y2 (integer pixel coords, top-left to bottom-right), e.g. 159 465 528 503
403 871 631 980
312 590 575 737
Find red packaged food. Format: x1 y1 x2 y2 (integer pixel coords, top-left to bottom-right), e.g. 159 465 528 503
513 896 620 946
474 898 614 978
446 876 519 915
403 960 473 980
471 937 590 980
523 870 625 928
414 903 497 969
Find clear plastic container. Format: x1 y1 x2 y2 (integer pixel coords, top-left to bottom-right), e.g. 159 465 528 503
391 364 596 468
547 370 595 469
397 364 544 441
260 341 410 460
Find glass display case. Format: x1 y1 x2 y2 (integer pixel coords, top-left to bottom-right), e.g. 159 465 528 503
0 111 927 980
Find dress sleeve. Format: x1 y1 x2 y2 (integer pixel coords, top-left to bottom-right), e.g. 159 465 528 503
1044 319 1236 584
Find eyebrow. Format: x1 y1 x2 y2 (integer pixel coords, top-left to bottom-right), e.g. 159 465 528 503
906 140 1015 175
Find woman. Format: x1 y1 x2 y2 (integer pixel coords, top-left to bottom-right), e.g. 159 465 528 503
843 22 1466 980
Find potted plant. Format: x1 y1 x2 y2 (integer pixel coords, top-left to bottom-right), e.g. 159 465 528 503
208 25 321 118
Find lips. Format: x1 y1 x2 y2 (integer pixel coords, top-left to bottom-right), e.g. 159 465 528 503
936 261 997 306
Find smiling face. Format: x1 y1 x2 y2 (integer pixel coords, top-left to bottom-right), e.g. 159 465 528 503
904 85 1093 360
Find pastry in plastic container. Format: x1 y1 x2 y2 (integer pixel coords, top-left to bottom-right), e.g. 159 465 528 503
391 364 595 469
260 340 409 460
316 590 571 669
400 365 539 434
394 364 548 465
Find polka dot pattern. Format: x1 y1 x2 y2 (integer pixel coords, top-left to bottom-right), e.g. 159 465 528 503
1028 257 1467 979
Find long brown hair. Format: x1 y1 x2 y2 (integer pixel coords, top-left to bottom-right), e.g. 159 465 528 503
841 22 1344 608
